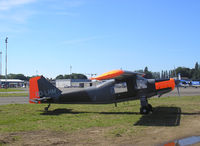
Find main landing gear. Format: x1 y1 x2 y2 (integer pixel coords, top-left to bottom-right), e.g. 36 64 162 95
140 96 153 114
44 103 51 112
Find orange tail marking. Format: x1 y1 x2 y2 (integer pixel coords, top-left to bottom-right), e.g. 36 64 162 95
29 76 41 103
155 78 175 90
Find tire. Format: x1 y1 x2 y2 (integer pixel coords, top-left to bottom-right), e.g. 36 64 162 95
44 107 48 112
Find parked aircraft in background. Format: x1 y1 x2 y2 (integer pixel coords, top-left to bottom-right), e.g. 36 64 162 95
29 70 179 114
178 80 200 88
190 81 200 88
179 80 190 88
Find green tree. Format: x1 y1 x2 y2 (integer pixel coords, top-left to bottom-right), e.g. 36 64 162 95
195 62 199 70
143 67 153 79
56 73 87 80
7 74 28 80
161 70 164 78
152 72 160 79
135 70 144 73
175 67 191 78
15 74 28 80
56 75 64 79
192 62 200 80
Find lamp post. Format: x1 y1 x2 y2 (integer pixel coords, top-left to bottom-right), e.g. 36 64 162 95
0 38 2 76
70 65 72 86
5 37 8 88
0 51 2 76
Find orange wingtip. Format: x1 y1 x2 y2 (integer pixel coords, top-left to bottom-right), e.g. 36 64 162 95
91 70 124 80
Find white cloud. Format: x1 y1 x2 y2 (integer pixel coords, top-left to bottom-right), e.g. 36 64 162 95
0 0 37 23
0 0 36 11
0 25 28 33
0 10 37 23
47 0 84 10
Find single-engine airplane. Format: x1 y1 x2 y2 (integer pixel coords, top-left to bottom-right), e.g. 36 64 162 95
29 70 178 114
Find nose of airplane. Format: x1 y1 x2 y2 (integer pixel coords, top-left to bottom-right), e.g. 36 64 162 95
155 78 175 91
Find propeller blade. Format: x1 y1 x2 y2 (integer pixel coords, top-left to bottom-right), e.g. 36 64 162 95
177 85 180 96
175 79 181 96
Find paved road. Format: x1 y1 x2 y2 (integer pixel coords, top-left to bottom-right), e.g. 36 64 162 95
163 87 200 97
0 87 200 105
0 97 28 105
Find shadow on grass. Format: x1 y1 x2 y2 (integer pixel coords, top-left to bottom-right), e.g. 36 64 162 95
41 109 83 115
40 108 140 115
134 106 182 126
40 106 200 127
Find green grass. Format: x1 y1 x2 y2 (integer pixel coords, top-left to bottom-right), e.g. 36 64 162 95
0 102 141 133
0 88 24 92
0 96 199 136
0 93 28 97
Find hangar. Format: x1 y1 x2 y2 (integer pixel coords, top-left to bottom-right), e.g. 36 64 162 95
0 79 25 88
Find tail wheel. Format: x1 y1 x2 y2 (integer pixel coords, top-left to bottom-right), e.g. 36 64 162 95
44 107 49 112
44 103 51 112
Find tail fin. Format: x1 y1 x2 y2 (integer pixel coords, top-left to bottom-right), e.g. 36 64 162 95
29 76 61 103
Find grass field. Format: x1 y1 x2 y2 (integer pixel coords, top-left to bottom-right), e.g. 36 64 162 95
0 88 24 92
0 96 200 145
0 88 28 97
0 96 199 133
0 93 28 97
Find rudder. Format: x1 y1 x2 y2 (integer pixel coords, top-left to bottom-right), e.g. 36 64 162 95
29 76 61 103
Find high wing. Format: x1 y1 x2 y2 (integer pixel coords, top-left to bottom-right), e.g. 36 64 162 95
91 70 145 81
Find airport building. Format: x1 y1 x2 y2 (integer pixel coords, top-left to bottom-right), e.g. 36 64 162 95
56 79 94 88
0 79 25 88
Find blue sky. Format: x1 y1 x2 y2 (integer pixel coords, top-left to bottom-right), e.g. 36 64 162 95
0 0 200 78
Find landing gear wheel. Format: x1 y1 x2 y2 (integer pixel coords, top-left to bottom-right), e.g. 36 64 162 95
44 107 49 112
140 106 149 114
44 103 51 112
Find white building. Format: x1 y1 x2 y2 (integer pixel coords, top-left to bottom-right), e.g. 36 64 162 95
0 79 25 88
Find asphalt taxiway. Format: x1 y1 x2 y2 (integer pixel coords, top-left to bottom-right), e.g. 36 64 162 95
0 97 28 105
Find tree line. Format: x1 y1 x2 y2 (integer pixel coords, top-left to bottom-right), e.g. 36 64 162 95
55 73 87 80
0 62 199 81
138 62 200 80
0 73 88 81
0 74 31 81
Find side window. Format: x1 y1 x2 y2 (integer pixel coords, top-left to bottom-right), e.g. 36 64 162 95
114 82 128 93
136 79 147 89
